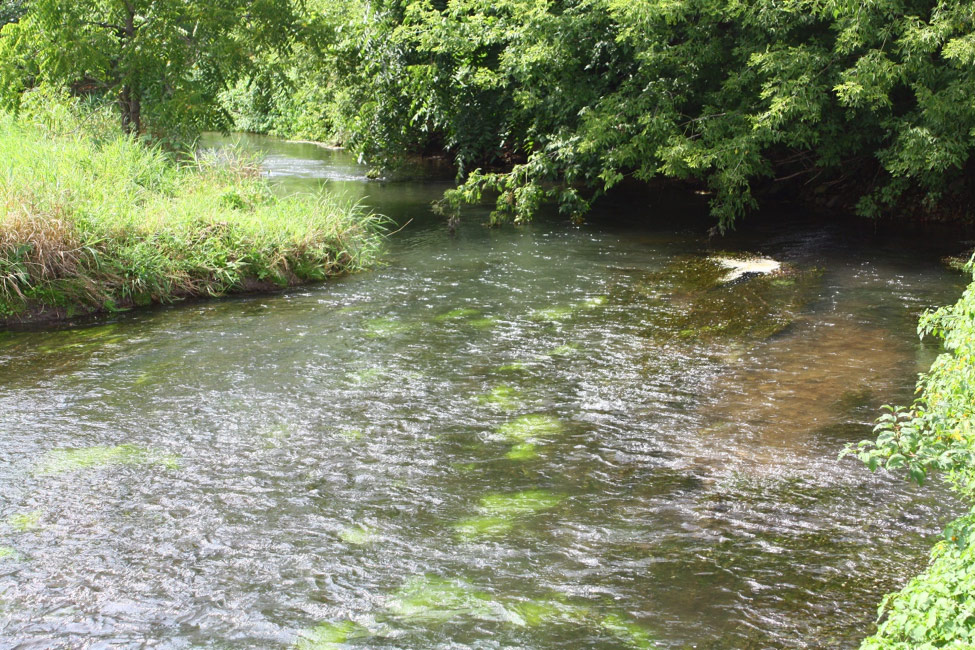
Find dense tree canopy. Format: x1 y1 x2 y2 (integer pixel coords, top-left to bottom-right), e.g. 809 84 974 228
321 0 975 228
0 0 304 136
2 0 974 226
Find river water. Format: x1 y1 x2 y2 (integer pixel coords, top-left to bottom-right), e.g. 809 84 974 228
0 135 967 649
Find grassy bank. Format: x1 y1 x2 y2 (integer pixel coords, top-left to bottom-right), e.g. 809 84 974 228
0 102 383 326
848 261 975 648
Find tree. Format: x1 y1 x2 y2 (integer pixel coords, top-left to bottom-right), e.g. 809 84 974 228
324 0 975 228
0 0 304 136
0 1 26 27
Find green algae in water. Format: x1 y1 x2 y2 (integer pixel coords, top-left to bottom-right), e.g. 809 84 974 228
339 524 378 545
546 343 580 357
7 511 42 532
530 305 576 322
496 362 527 373
630 256 820 342
600 613 657 648
479 490 564 517
468 317 495 329
477 384 524 410
0 546 18 560
345 366 386 386
338 429 364 441
434 308 480 322
506 442 538 461
497 414 563 442
452 516 515 540
583 295 609 308
386 575 510 623
508 599 590 627
35 445 178 476
294 620 372 650
363 317 414 338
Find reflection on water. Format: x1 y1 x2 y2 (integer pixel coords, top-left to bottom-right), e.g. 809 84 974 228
0 134 967 648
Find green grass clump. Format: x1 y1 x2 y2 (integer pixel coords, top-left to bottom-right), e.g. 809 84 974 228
0 102 383 325
35 444 178 476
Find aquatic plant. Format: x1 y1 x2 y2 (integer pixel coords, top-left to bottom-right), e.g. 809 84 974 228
477 384 524 411
452 515 514 541
453 490 564 541
497 415 563 442
468 318 496 330
434 308 480 322
546 343 580 358
530 305 576 322
294 620 371 650
338 524 378 546
35 444 178 476
479 490 564 517
363 318 414 338
0 546 18 560
600 613 656 649
7 511 42 532
633 257 815 342
386 575 509 623
506 443 539 461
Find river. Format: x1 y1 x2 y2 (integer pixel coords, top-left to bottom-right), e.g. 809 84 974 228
0 135 967 649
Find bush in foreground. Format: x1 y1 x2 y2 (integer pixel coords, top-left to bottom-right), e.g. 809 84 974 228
0 99 384 325
848 260 975 648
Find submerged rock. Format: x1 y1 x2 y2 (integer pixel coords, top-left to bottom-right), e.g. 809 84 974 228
624 255 818 342
710 256 781 283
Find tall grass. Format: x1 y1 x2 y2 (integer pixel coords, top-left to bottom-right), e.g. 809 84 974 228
0 98 384 324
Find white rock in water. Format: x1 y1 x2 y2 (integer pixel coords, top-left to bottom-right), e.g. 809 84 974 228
711 256 781 282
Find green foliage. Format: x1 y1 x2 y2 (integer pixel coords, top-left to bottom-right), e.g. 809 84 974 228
0 0 303 137
845 262 975 493
0 98 384 324
861 509 975 649
848 259 975 647
301 0 975 228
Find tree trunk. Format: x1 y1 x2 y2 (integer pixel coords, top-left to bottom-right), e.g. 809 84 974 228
119 2 140 135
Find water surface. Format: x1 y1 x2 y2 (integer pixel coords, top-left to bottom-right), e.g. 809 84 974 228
0 135 966 649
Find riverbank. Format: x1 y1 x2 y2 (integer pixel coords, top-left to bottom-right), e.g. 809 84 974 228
0 107 384 328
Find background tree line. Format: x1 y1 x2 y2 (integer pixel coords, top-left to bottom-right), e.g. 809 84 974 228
2 0 974 227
